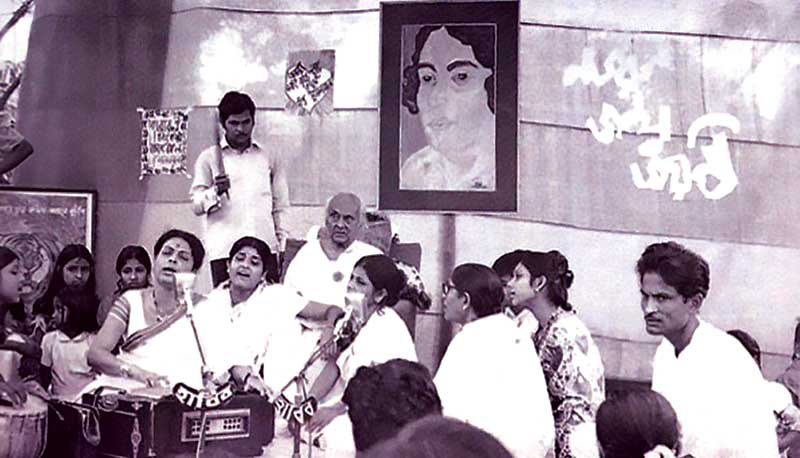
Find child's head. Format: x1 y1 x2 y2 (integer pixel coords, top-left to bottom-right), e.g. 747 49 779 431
35 244 97 317
53 288 100 337
114 245 152 292
0 246 21 305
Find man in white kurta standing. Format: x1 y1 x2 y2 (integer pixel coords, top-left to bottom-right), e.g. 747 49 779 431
190 91 289 287
636 241 779 458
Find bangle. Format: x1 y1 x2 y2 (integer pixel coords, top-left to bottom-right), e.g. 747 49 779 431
242 373 251 386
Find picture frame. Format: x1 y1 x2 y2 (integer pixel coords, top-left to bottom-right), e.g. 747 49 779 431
0 187 97 306
379 1 519 212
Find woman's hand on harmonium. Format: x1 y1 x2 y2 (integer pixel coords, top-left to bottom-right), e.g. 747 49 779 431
0 379 27 407
131 366 169 388
242 372 273 398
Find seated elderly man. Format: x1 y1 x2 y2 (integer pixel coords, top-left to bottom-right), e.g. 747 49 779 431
283 192 381 307
261 193 381 409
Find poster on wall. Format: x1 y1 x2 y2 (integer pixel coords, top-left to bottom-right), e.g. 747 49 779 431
379 1 518 212
285 49 335 115
0 187 96 306
138 107 191 179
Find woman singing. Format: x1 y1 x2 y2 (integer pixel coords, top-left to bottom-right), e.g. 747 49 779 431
306 254 418 454
87 229 207 392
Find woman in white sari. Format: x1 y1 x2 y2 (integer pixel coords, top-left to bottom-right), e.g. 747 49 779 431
305 254 418 454
86 229 207 393
194 236 307 390
435 263 556 458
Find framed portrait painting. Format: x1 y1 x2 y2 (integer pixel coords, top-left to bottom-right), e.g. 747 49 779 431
379 1 518 212
0 187 96 306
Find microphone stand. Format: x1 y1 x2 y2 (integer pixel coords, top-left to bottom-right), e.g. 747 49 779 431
174 273 214 458
274 323 353 458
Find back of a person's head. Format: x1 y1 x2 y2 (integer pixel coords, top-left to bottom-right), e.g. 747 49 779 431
727 328 761 369
55 288 100 336
344 358 442 452
451 263 504 318
596 389 681 458
362 416 513 458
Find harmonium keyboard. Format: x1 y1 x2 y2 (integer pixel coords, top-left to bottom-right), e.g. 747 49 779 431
80 386 274 457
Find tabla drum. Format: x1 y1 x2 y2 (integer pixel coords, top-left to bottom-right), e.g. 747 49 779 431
0 395 47 458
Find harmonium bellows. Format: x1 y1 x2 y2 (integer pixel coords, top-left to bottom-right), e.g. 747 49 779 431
79 391 274 457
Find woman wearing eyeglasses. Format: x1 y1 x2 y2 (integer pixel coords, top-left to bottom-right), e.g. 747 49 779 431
435 263 555 457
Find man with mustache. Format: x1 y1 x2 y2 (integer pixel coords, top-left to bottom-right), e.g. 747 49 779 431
284 192 381 309
190 91 289 286
637 241 779 458
399 25 496 191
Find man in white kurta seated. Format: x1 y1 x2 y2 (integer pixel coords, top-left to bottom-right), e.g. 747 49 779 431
261 193 381 403
283 192 382 308
636 241 780 458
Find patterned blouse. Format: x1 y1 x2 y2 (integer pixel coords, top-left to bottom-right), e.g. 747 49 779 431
534 308 605 458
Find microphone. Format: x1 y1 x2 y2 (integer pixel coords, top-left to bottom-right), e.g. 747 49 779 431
343 291 366 326
333 304 354 338
173 272 198 314
334 292 366 352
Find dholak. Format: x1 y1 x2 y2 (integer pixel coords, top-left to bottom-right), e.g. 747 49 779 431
0 396 47 458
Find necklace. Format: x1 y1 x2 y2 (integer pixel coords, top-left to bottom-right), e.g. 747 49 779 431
151 289 170 323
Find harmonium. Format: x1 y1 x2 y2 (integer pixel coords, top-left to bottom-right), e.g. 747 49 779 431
67 384 274 457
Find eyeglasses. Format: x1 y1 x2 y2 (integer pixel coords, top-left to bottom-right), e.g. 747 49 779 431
442 282 456 295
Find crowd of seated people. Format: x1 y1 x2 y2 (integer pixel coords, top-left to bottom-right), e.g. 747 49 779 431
2 193 800 458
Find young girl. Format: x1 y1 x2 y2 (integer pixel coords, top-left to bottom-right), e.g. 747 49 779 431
16 245 99 382
0 246 37 406
96 245 152 326
31 244 99 339
40 288 100 400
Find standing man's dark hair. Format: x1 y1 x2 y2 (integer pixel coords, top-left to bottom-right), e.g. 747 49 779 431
218 91 256 124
